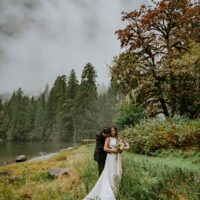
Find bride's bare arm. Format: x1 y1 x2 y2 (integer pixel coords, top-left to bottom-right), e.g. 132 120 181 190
104 137 118 153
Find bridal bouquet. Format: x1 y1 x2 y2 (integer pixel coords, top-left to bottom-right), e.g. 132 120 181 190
116 138 130 152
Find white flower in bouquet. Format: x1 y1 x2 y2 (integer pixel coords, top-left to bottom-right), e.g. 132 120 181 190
116 138 130 151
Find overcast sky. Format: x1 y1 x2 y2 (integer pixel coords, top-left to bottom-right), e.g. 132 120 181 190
0 0 151 95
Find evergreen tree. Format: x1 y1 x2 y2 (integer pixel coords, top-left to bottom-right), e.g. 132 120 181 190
43 84 49 101
0 68 118 142
0 99 6 140
72 63 98 140
57 99 74 142
54 69 79 142
32 93 46 141
29 97 37 132
7 88 32 141
97 82 118 127
46 75 68 140
67 69 79 99
0 114 10 140
0 100 10 140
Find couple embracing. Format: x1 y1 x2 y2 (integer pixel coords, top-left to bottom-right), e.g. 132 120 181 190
84 126 122 200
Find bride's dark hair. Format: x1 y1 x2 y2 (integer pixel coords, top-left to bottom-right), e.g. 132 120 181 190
111 125 118 138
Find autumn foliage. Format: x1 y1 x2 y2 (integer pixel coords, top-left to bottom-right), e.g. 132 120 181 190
112 0 200 118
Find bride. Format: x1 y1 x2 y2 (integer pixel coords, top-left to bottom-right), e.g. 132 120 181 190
84 126 122 200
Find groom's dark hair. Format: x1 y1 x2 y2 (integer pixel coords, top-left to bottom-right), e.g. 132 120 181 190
102 127 110 135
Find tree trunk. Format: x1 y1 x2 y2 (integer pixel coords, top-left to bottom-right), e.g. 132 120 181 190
154 77 170 118
170 74 176 117
180 77 188 116
159 95 170 118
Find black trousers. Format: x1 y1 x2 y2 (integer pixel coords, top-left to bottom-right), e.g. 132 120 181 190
98 161 105 177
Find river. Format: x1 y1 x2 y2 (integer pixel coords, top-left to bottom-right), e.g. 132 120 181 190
0 141 74 166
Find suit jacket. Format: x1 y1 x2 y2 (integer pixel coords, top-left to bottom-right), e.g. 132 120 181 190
94 131 107 163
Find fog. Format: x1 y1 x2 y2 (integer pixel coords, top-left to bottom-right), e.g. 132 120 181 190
0 0 150 95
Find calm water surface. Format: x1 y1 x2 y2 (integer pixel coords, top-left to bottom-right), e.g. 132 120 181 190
0 141 74 166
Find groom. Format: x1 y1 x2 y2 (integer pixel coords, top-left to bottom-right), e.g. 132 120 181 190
94 127 111 176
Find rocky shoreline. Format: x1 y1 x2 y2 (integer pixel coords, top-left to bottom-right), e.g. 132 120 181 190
28 152 59 162
28 146 78 161
0 139 95 166
1 146 79 166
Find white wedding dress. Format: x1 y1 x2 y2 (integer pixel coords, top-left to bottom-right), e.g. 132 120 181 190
84 137 122 200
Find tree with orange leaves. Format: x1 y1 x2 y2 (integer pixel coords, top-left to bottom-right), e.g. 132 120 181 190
111 0 200 118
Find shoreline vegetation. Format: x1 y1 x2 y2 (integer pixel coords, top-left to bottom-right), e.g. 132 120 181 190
0 141 200 200
0 139 95 166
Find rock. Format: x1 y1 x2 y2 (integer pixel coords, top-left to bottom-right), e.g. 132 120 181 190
67 146 78 150
39 152 47 156
66 147 75 151
9 176 24 183
48 168 70 178
16 155 27 162
59 147 77 152
59 149 66 152
28 152 58 162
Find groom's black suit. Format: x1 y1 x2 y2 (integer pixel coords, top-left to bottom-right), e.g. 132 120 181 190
94 131 107 176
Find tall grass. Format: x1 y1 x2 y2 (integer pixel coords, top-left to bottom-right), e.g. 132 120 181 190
117 152 200 200
0 144 98 200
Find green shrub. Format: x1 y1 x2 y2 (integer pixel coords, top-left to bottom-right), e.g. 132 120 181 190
113 101 146 130
120 116 200 154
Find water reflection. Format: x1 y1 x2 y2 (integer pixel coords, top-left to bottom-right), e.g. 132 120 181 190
0 141 74 165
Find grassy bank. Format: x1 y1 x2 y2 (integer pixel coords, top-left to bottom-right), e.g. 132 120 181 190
0 144 96 200
0 144 200 200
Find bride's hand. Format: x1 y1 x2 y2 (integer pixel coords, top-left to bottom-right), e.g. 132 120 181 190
112 148 118 154
118 149 122 154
